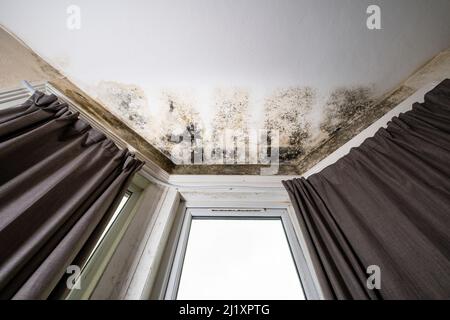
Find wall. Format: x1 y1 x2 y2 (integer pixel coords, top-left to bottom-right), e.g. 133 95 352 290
0 27 61 89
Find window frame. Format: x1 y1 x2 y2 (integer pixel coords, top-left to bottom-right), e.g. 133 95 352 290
164 207 321 300
64 181 143 300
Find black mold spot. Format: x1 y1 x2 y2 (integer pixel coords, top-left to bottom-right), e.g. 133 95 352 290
116 93 148 129
264 87 314 162
167 134 182 143
211 90 249 132
157 92 204 163
209 89 249 163
280 128 310 160
321 87 373 134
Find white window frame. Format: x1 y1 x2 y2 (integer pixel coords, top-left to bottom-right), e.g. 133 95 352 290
163 207 321 300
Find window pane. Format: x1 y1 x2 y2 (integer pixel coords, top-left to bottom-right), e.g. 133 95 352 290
98 192 131 242
83 192 131 268
176 218 305 300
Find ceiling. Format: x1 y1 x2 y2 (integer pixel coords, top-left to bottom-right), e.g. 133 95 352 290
1 0 449 165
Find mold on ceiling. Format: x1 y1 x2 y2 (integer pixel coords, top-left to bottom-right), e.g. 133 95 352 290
86 83 374 166
1 0 449 168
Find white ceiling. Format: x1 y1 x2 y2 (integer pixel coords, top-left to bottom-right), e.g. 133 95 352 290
1 0 449 163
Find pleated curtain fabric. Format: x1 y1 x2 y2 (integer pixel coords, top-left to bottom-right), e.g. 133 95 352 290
283 79 450 299
0 91 143 299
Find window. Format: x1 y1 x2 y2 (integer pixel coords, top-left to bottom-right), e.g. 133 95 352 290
165 209 320 300
84 191 132 265
64 186 141 300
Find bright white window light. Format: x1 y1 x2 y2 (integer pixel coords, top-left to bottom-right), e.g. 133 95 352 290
176 218 305 300
83 192 131 267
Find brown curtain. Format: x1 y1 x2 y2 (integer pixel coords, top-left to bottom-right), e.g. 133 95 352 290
283 79 450 300
0 91 143 299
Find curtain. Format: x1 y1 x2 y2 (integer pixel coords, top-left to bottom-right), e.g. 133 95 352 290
283 79 450 300
0 91 143 299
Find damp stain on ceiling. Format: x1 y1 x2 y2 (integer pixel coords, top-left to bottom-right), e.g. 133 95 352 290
90 81 376 164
